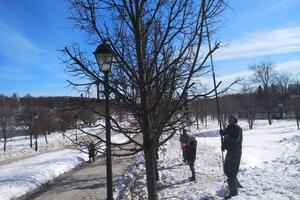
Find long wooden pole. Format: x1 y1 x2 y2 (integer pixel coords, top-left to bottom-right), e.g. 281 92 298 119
204 18 225 166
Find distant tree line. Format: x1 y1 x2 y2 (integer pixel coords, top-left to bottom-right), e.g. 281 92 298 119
0 94 118 152
190 61 300 130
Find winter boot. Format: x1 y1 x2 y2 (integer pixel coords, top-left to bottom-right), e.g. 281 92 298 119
189 176 196 181
236 179 243 188
224 193 238 199
227 177 238 197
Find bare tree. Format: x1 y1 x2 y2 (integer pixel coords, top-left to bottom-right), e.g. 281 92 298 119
57 109 73 139
36 108 58 144
62 0 227 199
249 61 275 125
239 86 257 129
19 95 36 148
0 95 14 151
275 72 291 95
274 72 292 116
290 95 300 130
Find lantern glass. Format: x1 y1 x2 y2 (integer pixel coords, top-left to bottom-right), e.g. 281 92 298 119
94 41 114 72
95 53 113 72
33 113 38 120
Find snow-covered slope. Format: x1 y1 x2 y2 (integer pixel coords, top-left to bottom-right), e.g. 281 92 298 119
114 120 300 200
0 149 88 200
0 133 129 200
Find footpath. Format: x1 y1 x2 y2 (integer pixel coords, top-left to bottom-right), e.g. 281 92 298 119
20 155 132 200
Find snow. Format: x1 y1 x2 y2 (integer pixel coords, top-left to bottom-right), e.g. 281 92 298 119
0 119 130 162
0 149 88 200
114 119 300 200
0 130 129 200
1 119 299 200
0 127 93 162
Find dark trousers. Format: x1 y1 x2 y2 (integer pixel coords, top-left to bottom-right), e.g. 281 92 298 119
224 151 242 195
187 160 195 178
182 148 188 162
89 153 95 162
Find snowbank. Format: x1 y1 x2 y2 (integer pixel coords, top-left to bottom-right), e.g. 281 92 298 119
114 119 300 199
0 128 85 162
0 149 88 200
0 132 130 200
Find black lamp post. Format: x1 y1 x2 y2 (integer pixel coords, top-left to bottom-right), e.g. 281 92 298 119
34 113 38 151
94 40 114 200
297 72 300 95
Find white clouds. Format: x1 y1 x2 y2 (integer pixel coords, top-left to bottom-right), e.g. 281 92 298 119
0 23 64 80
0 23 43 62
0 66 34 80
275 59 300 72
44 83 65 88
194 59 300 92
214 27 300 61
217 59 300 82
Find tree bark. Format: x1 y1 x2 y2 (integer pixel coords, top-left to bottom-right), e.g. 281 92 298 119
44 132 48 144
3 129 7 152
196 112 199 130
267 112 272 125
29 125 33 148
154 147 159 181
144 141 157 200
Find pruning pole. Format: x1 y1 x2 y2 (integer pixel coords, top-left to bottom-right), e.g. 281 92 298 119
204 18 225 167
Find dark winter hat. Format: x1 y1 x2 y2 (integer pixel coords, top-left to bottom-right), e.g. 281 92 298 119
228 114 238 123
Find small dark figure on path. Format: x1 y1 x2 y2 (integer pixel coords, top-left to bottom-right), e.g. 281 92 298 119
88 142 96 162
180 129 190 163
186 136 197 181
220 115 243 199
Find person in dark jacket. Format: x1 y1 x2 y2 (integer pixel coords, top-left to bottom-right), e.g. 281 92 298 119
186 136 197 181
180 129 190 163
220 115 243 199
88 142 96 162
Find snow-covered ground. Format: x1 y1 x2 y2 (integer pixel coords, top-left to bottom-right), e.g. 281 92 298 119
0 129 129 200
0 130 77 162
115 119 300 200
0 118 131 162
0 149 88 200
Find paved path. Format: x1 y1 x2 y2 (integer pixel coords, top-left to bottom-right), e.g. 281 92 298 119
22 155 133 200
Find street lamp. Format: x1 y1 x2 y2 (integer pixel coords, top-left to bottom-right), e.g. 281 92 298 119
33 113 38 151
297 72 300 95
94 40 114 200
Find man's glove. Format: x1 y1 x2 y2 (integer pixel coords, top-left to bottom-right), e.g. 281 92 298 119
221 144 225 152
219 129 225 136
221 137 226 151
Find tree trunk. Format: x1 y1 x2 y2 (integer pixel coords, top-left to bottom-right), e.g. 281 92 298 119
196 112 199 130
297 119 299 130
44 132 48 144
29 125 33 148
144 143 157 200
3 129 7 152
154 147 159 181
75 128 78 141
267 112 272 125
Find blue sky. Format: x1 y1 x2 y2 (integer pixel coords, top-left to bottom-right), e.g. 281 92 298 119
0 0 300 96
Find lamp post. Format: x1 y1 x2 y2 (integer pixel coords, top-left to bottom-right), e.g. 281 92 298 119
34 113 38 151
297 72 300 95
94 40 114 200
